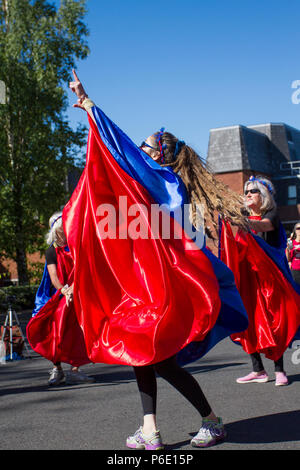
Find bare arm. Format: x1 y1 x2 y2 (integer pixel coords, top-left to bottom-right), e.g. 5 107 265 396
69 69 96 122
286 248 292 268
47 264 74 306
47 264 64 290
248 218 274 233
286 240 293 268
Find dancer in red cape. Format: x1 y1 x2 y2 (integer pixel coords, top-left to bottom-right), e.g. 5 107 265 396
26 212 93 385
220 176 300 386
66 71 249 449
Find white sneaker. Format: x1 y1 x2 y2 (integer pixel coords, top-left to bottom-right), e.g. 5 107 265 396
65 370 95 384
191 417 226 448
48 367 65 386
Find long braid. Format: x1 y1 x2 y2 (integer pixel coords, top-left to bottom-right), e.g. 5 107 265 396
154 131 249 239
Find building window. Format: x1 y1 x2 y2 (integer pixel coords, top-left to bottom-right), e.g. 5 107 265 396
288 185 297 205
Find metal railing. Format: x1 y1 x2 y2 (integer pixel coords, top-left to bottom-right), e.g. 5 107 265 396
280 161 300 175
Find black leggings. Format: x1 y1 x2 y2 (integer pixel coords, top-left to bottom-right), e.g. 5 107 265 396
250 352 284 373
133 355 212 418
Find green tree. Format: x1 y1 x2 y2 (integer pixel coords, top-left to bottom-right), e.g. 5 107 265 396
0 0 89 284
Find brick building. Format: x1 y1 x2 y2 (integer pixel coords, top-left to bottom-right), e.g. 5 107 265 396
206 122 300 234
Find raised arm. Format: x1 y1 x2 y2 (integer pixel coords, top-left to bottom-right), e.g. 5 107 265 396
69 69 95 121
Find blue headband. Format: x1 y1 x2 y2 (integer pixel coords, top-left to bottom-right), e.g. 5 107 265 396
51 215 62 228
155 129 186 163
174 140 185 160
156 127 167 162
249 176 273 194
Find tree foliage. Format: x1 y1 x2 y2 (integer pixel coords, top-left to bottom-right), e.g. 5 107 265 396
0 0 89 284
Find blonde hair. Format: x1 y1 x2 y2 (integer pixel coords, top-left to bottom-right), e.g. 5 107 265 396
152 131 249 239
244 176 276 214
46 211 64 246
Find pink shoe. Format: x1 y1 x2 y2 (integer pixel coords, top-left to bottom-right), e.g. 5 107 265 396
275 372 288 386
236 371 269 384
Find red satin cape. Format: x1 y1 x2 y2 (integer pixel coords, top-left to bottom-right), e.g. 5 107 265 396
27 246 90 367
62 117 222 366
220 221 300 361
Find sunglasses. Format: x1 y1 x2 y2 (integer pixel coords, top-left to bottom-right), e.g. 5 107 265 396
244 189 261 195
140 141 156 150
296 227 300 230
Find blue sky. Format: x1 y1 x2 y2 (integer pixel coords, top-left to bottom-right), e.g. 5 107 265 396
65 0 300 157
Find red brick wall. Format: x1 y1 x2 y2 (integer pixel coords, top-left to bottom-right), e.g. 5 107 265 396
0 252 45 285
215 171 249 195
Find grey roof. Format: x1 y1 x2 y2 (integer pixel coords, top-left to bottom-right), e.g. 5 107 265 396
207 123 300 175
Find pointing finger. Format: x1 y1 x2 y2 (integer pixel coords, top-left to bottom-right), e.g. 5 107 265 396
72 68 79 82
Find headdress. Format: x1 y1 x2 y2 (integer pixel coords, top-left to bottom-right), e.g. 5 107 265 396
173 140 185 160
155 128 167 162
249 176 273 194
51 215 62 228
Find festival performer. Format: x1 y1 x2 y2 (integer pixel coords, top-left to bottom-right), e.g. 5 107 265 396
27 212 94 386
286 222 300 285
220 176 300 386
66 70 249 449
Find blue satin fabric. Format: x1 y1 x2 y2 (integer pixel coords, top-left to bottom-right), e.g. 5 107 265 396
177 246 248 365
91 105 248 364
92 106 189 213
252 225 300 343
32 246 71 318
32 263 55 317
252 224 300 296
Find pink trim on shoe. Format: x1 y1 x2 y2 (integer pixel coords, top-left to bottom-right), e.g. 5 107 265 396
275 372 288 386
236 372 269 384
126 427 164 450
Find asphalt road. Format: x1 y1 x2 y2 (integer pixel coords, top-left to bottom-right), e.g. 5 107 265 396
1 311 300 454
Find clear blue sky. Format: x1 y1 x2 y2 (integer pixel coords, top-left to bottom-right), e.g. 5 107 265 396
64 0 300 158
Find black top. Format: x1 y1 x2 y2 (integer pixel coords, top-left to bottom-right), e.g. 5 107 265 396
45 245 57 266
255 208 280 248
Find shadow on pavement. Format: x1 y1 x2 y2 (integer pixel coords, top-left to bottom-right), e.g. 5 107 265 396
0 361 247 397
225 410 300 444
151 410 300 450
185 362 246 375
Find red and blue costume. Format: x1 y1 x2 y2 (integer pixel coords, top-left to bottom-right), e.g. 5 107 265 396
28 105 249 367
61 105 248 366
27 245 90 367
220 219 300 361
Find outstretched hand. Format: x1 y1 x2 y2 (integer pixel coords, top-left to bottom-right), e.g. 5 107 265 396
64 284 74 307
69 69 88 109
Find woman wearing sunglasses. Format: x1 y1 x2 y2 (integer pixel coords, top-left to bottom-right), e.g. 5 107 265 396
286 223 300 285
243 178 279 245
221 176 300 387
237 177 288 385
66 71 252 449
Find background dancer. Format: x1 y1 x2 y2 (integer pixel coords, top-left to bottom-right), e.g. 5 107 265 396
220 176 300 387
286 222 300 285
27 212 94 386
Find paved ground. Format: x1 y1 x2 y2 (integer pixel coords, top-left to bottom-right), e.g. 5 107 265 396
0 310 300 455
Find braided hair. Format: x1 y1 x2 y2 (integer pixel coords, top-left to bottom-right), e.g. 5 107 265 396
152 131 249 239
